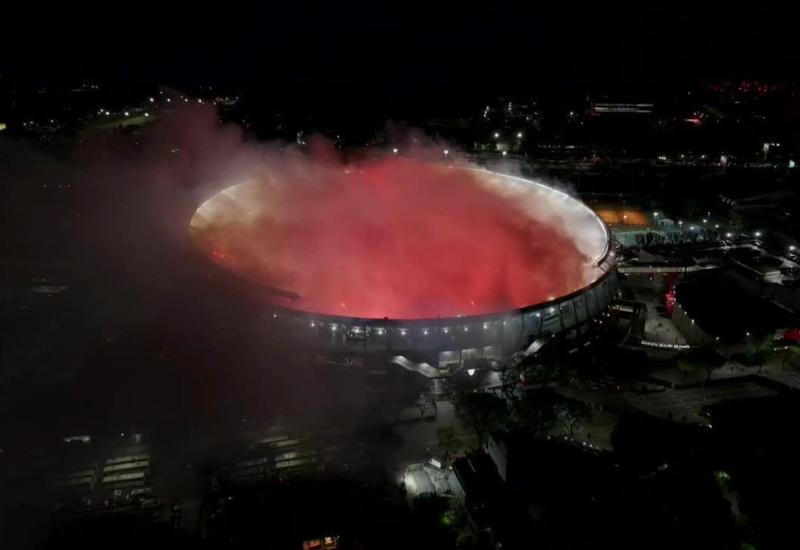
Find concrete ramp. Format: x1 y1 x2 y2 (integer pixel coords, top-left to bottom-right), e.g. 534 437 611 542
390 355 440 378
525 337 550 355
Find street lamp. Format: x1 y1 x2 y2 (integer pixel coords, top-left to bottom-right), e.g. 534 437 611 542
754 231 762 238
493 132 500 139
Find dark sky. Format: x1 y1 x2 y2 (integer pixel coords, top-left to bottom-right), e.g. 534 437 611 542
3 2 799 112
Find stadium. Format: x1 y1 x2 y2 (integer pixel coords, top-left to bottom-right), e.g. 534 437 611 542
189 161 618 373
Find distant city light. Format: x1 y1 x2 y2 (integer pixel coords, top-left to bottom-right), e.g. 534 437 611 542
493 132 500 138
516 131 523 138
790 245 797 251
148 97 154 103
443 149 449 156
392 148 398 154
726 233 733 238
754 231 762 237
124 111 130 116
501 151 507 157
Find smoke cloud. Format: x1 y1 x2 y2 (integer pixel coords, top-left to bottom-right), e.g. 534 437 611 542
190 153 606 319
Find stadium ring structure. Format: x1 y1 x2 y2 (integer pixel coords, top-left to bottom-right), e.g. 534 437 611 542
190 167 618 372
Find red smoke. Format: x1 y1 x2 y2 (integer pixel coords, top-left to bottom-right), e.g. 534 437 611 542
191 157 590 319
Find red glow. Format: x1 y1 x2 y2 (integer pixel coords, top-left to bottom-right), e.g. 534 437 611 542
191 159 595 319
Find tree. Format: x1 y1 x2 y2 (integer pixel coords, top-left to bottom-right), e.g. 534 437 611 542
778 344 800 370
741 339 775 373
436 425 463 462
451 391 508 447
499 354 524 399
679 347 726 382
512 390 561 437
558 398 592 439
728 210 745 233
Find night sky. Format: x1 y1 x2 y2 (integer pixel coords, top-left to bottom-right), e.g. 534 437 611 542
3 2 800 116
